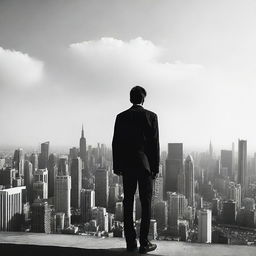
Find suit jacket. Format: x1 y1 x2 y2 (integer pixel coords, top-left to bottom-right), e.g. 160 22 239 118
112 105 160 175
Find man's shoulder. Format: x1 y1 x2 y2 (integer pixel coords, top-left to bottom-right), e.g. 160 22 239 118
116 109 130 119
117 107 157 118
143 108 157 118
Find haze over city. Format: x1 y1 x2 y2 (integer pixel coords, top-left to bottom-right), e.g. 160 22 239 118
1 0 256 152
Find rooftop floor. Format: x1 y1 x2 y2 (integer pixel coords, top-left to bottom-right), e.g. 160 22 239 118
0 232 255 256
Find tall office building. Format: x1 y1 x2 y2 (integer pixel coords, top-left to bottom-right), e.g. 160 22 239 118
227 182 241 210
30 153 38 174
115 201 123 222
33 169 48 200
153 200 167 232
79 125 87 169
95 168 109 208
177 170 185 196
48 153 57 198
81 189 95 222
24 160 33 201
91 207 108 232
238 139 247 196
232 142 235 179
71 157 82 209
0 186 26 231
198 209 212 243
185 155 195 208
69 147 79 160
165 143 183 195
167 192 180 236
153 165 164 202
31 198 51 233
212 198 220 216
13 148 24 176
109 184 119 213
0 167 16 188
222 200 236 224
55 158 71 227
39 142 50 169
58 157 69 176
221 150 233 179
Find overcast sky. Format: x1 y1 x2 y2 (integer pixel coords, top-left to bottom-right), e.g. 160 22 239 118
1 0 256 153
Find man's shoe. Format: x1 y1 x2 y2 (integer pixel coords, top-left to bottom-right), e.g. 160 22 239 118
139 241 157 254
126 241 138 252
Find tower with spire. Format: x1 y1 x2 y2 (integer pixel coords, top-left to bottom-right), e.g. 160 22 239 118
79 124 87 169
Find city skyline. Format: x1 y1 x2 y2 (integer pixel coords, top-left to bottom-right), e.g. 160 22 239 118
1 125 256 244
2 1 256 150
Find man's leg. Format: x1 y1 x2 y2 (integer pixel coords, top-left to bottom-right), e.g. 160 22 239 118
122 173 137 247
138 170 153 246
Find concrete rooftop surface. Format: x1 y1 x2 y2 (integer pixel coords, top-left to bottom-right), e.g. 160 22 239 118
0 232 255 256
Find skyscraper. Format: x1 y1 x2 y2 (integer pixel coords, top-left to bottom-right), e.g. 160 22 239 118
185 155 195 208
30 153 38 174
198 209 212 243
165 143 183 195
153 200 167 232
55 174 71 227
227 182 241 210
167 192 180 236
108 183 119 213
13 148 24 176
69 147 79 160
55 157 71 227
91 207 108 232
58 156 69 176
221 150 233 179
95 168 109 208
39 142 50 169
24 160 33 201
0 167 16 188
79 124 87 169
31 198 51 233
222 200 236 224
238 139 247 196
48 153 57 198
0 186 26 231
71 157 82 209
33 169 48 200
115 201 123 222
153 172 164 202
81 189 95 222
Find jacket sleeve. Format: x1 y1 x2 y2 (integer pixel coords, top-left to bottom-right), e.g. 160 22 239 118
151 114 160 174
112 115 122 174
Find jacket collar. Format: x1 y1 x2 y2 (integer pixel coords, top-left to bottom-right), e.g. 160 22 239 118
130 104 143 109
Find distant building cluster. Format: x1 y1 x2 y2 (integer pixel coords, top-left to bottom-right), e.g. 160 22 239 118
1 131 256 245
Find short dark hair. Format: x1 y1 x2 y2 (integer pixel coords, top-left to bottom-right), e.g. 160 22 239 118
130 86 147 104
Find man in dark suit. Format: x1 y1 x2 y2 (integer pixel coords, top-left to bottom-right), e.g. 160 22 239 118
112 86 160 254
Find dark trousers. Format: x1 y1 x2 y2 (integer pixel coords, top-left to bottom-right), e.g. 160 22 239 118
122 170 153 246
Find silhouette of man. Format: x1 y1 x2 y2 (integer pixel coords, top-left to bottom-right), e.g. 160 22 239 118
112 86 160 253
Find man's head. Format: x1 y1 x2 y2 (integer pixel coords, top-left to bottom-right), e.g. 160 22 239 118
130 86 147 105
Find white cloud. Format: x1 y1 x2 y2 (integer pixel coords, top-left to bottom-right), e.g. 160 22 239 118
0 47 44 87
68 37 203 89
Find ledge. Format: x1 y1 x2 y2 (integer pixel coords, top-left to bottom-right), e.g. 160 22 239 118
0 232 255 256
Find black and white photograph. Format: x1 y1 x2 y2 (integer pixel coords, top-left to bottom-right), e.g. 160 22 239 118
0 0 256 255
